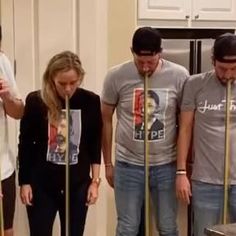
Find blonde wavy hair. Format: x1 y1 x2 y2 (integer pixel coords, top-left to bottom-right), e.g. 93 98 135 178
41 51 85 123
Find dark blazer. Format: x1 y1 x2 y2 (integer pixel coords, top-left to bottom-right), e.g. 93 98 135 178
18 88 102 190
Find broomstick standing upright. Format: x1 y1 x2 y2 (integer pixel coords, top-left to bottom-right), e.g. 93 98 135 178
223 80 232 224
65 95 70 236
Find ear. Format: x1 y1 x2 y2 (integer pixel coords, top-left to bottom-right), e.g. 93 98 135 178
211 56 216 66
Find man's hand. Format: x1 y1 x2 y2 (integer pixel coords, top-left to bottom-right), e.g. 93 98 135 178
176 175 192 204
105 164 114 188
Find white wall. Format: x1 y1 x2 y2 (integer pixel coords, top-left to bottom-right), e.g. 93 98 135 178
0 0 112 235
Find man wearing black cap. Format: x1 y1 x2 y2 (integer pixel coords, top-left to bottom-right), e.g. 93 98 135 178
102 26 189 236
176 33 236 236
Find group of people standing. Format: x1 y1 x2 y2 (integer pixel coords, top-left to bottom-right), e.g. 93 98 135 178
1 24 236 236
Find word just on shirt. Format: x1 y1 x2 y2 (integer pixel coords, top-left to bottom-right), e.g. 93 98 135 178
198 99 236 113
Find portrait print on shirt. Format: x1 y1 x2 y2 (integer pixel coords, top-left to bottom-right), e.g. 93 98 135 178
47 110 81 165
133 88 167 141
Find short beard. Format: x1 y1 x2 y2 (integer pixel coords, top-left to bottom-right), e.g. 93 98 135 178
217 77 236 85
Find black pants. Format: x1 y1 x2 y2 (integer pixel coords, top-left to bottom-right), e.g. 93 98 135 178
2 172 16 230
26 181 89 236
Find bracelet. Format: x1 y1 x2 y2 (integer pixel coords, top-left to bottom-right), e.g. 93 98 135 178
105 163 112 167
176 170 187 175
91 177 101 186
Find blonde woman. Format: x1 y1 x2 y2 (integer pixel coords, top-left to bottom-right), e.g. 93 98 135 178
18 51 102 236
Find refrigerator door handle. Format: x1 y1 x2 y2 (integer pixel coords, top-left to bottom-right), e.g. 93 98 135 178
197 41 202 73
189 41 195 75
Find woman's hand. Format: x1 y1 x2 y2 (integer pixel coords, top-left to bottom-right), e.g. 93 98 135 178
86 182 99 206
20 184 33 206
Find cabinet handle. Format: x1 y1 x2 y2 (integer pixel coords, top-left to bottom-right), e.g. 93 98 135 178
185 15 190 19
195 14 199 19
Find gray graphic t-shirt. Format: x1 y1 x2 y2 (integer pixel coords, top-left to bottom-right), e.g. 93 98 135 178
102 60 189 166
181 71 236 184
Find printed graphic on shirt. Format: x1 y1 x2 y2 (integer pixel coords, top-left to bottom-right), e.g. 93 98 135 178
133 88 167 141
197 99 236 113
47 110 81 165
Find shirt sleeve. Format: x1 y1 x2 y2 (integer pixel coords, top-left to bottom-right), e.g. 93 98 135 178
18 92 39 185
176 68 190 109
101 69 119 105
181 75 199 112
88 94 102 164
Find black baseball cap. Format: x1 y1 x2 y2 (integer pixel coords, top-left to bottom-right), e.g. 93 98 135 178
132 27 162 56
213 33 236 63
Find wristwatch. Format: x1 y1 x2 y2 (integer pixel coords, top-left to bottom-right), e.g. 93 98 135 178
91 177 101 186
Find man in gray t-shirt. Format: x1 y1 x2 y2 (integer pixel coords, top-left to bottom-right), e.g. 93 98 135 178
102 27 188 236
176 33 236 236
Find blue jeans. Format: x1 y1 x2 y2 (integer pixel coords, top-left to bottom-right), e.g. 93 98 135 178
114 160 178 236
192 181 236 236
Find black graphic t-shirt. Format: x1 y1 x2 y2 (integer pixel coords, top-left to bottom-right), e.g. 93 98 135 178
18 88 102 189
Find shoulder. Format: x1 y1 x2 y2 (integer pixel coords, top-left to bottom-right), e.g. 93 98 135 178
161 59 189 86
183 71 215 97
188 70 215 85
75 88 100 104
162 59 189 76
23 90 47 118
106 60 135 79
103 61 138 92
108 60 133 73
25 90 46 109
77 88 99 98
26 90 42 102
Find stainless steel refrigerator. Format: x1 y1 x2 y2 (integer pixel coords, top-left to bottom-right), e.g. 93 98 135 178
159 28 235 75
162 38 214 74
157 28 235 236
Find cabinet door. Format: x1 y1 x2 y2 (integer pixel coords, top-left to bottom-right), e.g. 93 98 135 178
138 0 190 20
192 0 236 21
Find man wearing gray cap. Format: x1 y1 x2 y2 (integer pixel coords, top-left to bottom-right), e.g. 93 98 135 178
102 26 189 236
176 33 236 236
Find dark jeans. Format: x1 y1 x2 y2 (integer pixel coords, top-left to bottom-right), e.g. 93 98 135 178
137 204 145 236
26 180 90 236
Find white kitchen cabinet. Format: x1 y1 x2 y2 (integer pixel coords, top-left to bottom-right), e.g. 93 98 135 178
192 0 236 21
138 0 236 26
138 0 191 20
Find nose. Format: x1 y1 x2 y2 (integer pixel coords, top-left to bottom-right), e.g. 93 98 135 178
142 64 150 74
64 84 72 94
224 70 234 80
